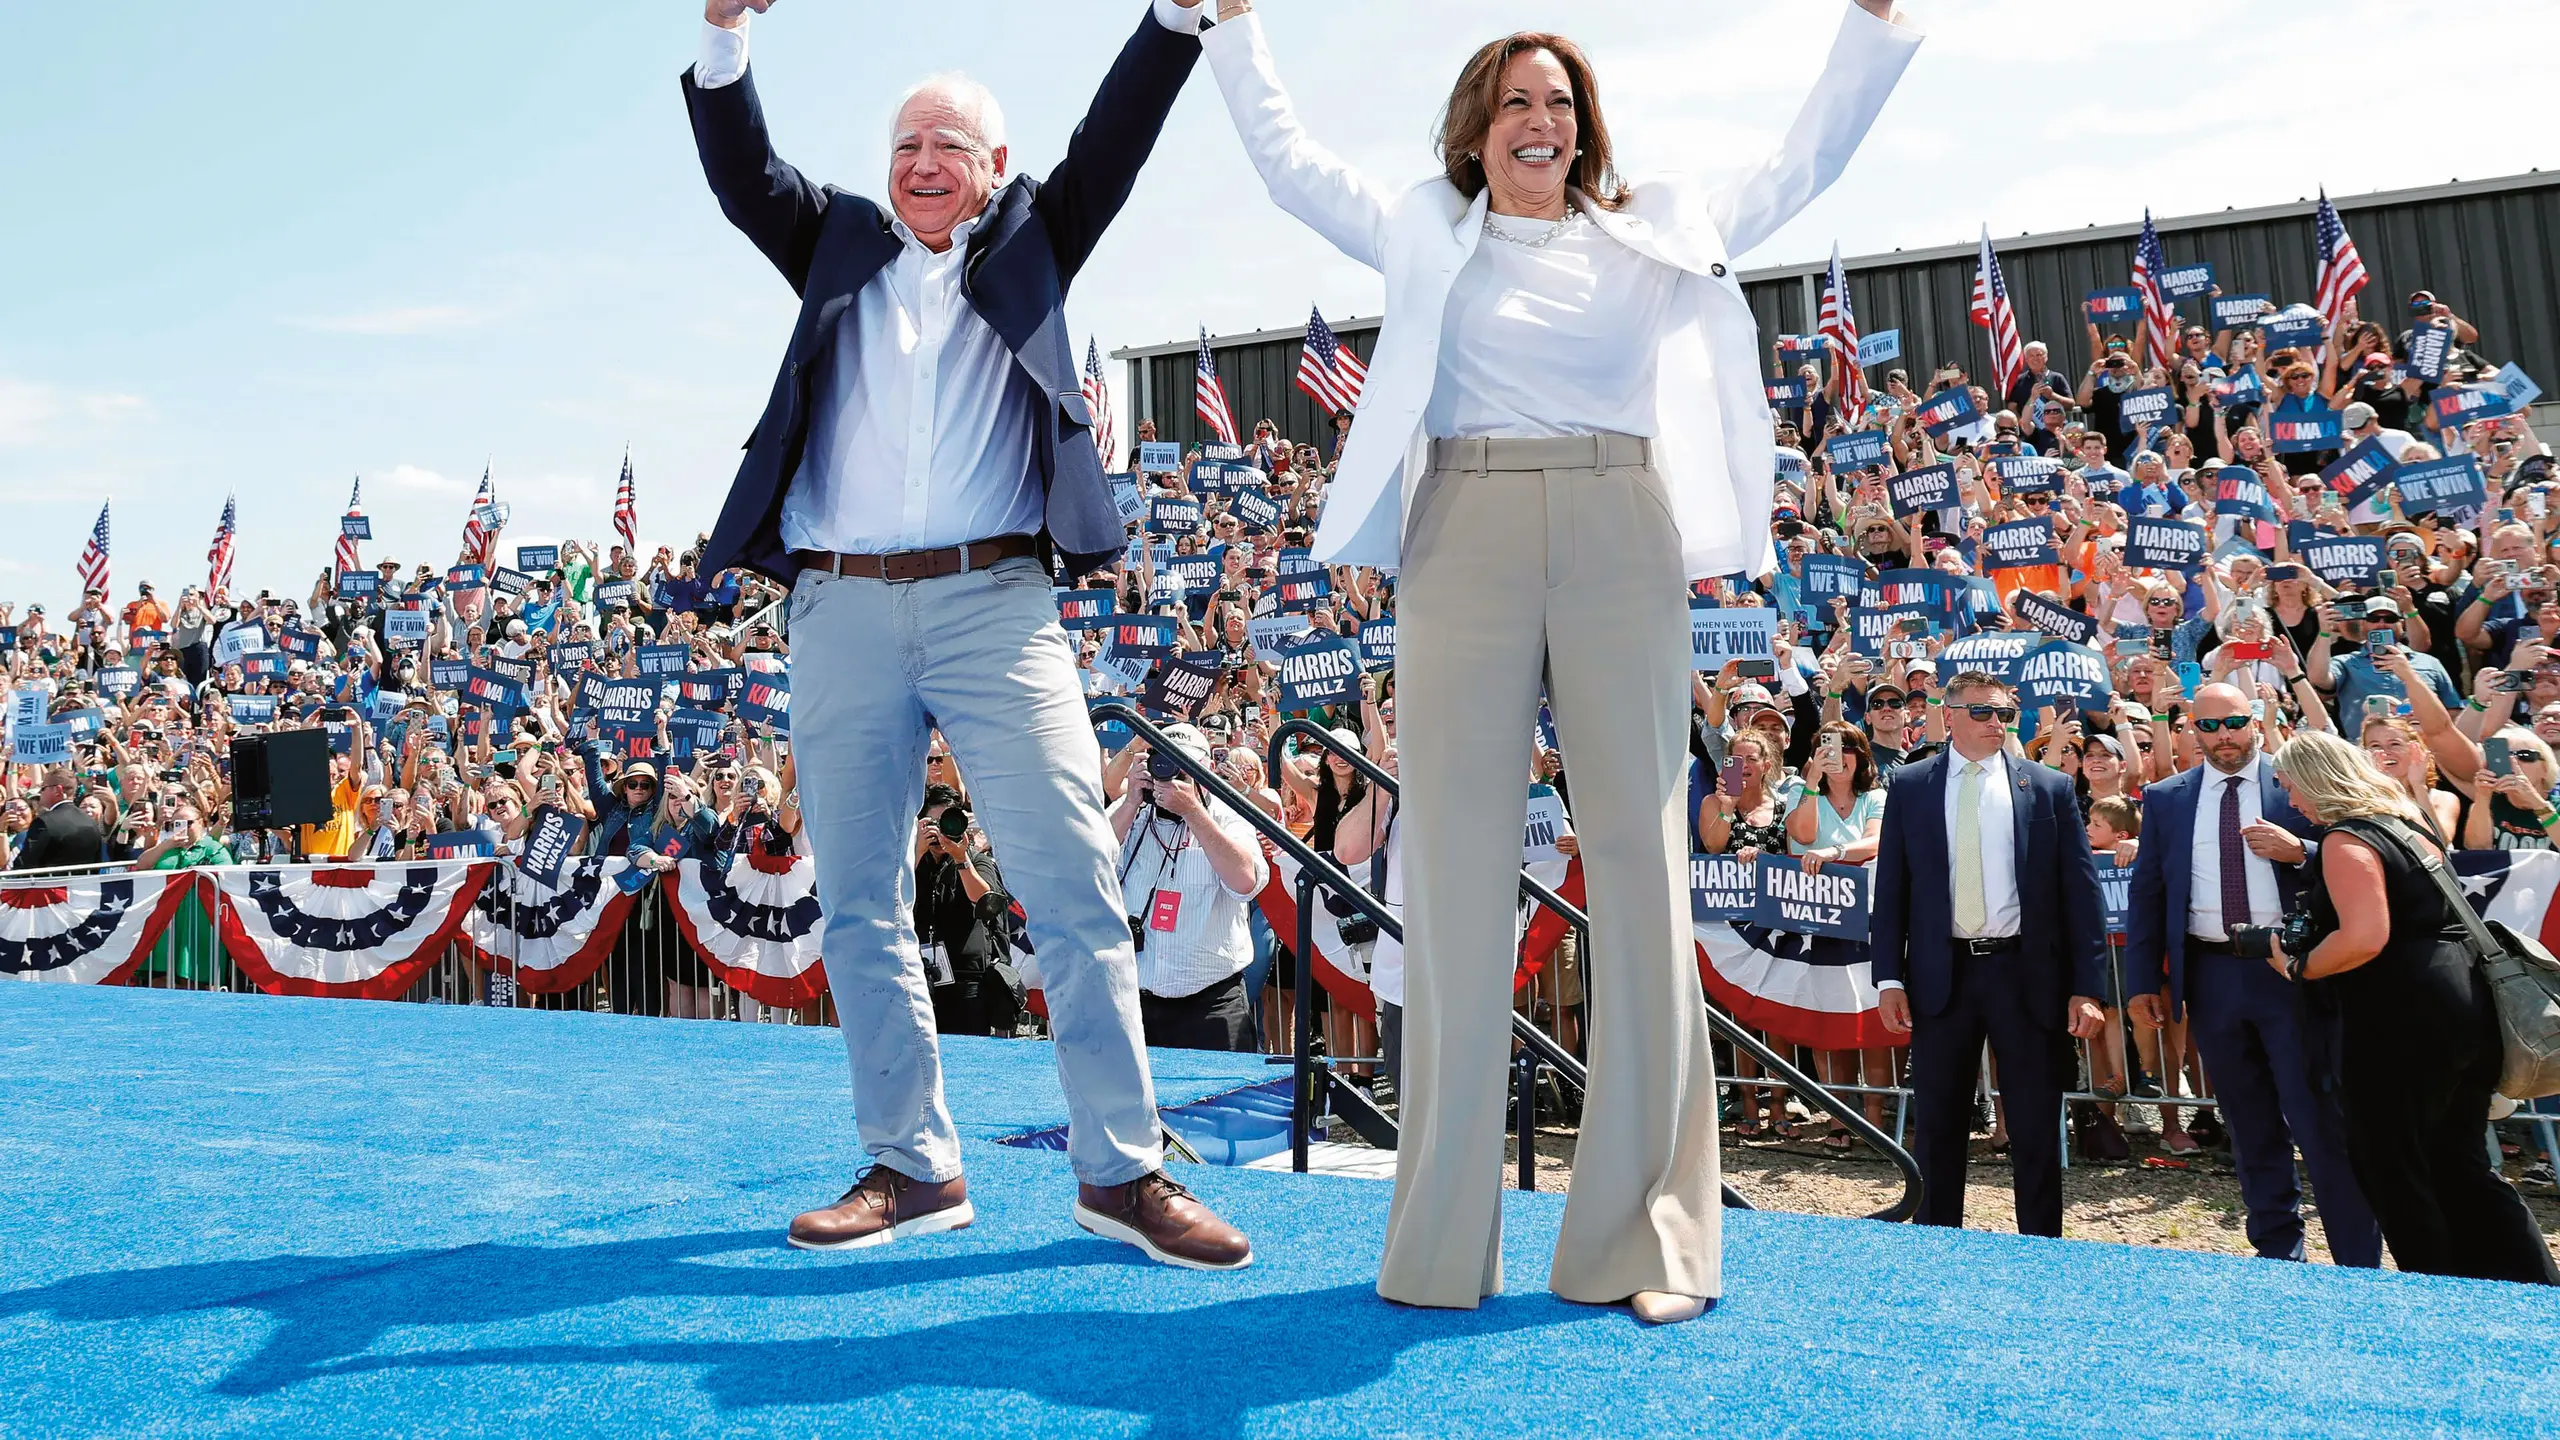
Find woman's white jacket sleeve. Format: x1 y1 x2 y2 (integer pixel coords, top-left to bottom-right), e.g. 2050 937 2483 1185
1202 12 1399 273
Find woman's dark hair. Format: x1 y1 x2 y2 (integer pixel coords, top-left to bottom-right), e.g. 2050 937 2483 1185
1817 720 1879 796
1437 33 1625 210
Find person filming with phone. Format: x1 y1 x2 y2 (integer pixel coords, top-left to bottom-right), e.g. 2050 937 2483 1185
1109 724 1269 1053
2309 593 2458 726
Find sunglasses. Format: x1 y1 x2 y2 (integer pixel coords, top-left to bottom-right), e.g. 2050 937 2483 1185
2192 716 2251 733
1959 705 2020 723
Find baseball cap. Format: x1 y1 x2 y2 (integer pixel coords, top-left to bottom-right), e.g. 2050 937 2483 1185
1729 684 1778 713
2340 402 2378 430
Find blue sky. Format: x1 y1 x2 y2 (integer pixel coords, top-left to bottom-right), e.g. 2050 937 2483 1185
4 0 2547 611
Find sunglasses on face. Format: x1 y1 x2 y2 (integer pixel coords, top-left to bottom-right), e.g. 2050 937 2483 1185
2192 716 2251 733
1960 705 2020 723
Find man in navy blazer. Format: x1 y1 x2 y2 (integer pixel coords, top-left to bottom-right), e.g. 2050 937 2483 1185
2124 684 2380 1266
682 0 1253 1273
1871 671 2109 1237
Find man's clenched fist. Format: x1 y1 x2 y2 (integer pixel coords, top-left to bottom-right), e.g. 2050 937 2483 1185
706 0 772 30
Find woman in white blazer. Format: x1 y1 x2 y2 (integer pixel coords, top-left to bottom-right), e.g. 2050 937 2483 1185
1198 0 1918 1321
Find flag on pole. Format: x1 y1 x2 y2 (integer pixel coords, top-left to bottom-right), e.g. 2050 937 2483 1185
2132 210 2177 366
2312 191 2369 333
75 501 111 598
1194 327 1239 445
1817 245 1869 415
1294 306 1369 415
1969 225 2025 397
334 476 363 576
613 448 638 553
208 495 239 597
1083 339 1117 469
460 465 502 570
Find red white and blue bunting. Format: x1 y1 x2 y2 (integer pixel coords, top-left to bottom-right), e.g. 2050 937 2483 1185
1695 920 1897 1051
1252 842 1375 1019
214 863 491 1000
0 872 195 986
662 848 827 1009
465 855 639 993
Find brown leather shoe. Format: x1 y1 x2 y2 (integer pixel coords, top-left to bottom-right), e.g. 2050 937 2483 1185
1074 1170 1252 1271
787 1167 973 1251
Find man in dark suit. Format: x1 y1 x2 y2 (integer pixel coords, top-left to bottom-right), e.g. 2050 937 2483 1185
1871 671 2108 1237
12 766 106 872
685 0 1250 1271
2124 683 2380 1265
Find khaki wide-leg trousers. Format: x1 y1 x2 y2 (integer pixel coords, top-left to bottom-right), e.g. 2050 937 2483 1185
1379 432 1724 1309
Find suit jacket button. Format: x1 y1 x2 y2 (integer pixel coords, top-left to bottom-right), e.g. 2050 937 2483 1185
1710 263 1728 278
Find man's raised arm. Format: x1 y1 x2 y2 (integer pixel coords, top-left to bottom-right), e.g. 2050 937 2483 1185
1034 0 1209 289
682 0 828 295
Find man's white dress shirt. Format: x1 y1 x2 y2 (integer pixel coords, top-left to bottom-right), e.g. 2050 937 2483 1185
2187 754 2285 941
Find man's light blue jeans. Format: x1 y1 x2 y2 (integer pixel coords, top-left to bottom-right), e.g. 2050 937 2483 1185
787 555 1159 1186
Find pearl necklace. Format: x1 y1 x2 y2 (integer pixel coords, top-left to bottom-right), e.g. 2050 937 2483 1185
1482 201 1582 251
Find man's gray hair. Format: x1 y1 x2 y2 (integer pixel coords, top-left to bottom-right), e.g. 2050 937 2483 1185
894 71 1007 155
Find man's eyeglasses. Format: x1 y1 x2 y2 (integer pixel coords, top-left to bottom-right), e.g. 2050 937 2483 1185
1959 705 2020 723
2192 716 2251 733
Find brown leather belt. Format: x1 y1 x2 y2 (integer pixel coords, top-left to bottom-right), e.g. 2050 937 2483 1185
793 534 1040 584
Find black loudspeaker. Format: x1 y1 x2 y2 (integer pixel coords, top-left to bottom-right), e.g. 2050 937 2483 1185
231 728 336 832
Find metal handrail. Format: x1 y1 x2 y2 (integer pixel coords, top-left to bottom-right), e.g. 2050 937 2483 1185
1265 717 1924 1223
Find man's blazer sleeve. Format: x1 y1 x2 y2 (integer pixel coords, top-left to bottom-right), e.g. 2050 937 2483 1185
1035 5 1203 289
682 65 830 296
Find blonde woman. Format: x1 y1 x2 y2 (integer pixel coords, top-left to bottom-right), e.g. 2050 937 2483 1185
2267 734 2557 1284
2356 714 2460 842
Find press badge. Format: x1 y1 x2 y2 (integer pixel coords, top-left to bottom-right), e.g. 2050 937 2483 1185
1148 889 1184 933
922 942 955 988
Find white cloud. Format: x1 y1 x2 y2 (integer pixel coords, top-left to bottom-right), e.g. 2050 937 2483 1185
378 463 468 495
0 378 149 448
290 305 493 336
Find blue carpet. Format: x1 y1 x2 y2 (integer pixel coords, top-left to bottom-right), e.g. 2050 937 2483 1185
2 986 2554 1438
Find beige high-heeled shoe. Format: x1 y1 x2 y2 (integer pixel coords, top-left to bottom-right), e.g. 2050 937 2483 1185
1629 1291 1708 1325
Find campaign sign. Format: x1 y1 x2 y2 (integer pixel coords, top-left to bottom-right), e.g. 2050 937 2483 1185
2265 308 2329 354
2093 862 2138 935
2298 534 2385 589
2114 387 2175 437
1137 441 1182 474
462 667 525 712
2210 367 2265 408
1108 615 1177 662
2017 639 2113 710
737 672 792 733
274 627 322 661
1776 335 1824 368
2405 322 2454 384
446 564 487 590
593 578 637 608
2013 590 2097 645
1111 480 1147 528
1825 431 1889 472
1856 329 1901 367
241 651 289 681
1887 463 1958 518
1688 853 1759 924
1753 857 1870 942
1774 448 1809 480
1766 378 1807 406
58 707 105 740
429 658 472 690
666 707 726 761
1359 617 1397 672
2160 262 2216 300
8 689 45 731
340 514 372 540
2495 362 2543 410
335 568 379 600
1057 588 1114 629
2268 409 2344 454
227 695 279 725
384 607 431 645
2213 471 2275 520
489 567 533 598
550 641 598 673
427 831 496 861
1989 455 2066 495
1689 602 1779 671
10 721 70 766
1277 571 1334 615
1229 486 1282 533
324 721 356 754
1865 568 1949 617
2393 455 2489 517
1148 497 1203 536
1164 555 1221 596
1198 443 1246 464
2213 293 2273 332
1941 631 2039 683
1274 632 1361 710
2084 288 2144 331
1247 613 1311 658
519 805 586 890
1982 518 2059 571
1186 459 1231 496
679 668 743 711
1916 387 1979 438
636 643 690 677
488 655 535 691
96 665 141 699
2320 437 2398 498
1142 651 1223 720
1799 555 1867 614
516 544 561 573
2124 517 2207 574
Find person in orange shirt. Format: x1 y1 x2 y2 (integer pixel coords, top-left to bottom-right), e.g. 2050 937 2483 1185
298 713 371 858
119 582 169 640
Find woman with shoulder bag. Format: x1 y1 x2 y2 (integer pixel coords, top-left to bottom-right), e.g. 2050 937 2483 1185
2267 733 2557 1284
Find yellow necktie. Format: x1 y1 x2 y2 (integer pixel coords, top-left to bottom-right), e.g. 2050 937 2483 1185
1954 760 1987 935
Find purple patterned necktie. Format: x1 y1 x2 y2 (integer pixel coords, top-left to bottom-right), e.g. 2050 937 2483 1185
2219 774 2252 935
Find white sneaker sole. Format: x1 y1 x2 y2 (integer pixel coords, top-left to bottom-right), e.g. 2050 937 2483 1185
788 1199 976 1252
1073 1203 1253 1271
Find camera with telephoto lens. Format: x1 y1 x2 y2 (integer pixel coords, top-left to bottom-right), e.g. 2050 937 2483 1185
2228 909 2326 965
936 804 970 842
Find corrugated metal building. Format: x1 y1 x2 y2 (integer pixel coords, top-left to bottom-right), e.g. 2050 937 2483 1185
1121 170 2558 444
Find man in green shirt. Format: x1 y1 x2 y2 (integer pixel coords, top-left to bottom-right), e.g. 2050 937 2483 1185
134 800 233 988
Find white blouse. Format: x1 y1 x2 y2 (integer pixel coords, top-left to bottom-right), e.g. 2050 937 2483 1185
1425 210 1679 442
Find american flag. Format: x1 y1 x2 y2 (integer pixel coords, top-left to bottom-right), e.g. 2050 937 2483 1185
1969 225 2025 397
75 501 110 598
2132 210 2177 366
1294 306 1369 415
613 449 638 553
208 494 239 596
460 465 501 569
1817 244 1869 414
1083 339 1117 469
2312 191 2368 332
1194 327 1238 446
333 476 363 576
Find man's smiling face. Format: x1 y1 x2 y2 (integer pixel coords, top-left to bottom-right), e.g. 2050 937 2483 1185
888 83 1006 252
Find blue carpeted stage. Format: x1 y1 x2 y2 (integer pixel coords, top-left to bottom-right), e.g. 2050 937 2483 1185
2 986 2554 1438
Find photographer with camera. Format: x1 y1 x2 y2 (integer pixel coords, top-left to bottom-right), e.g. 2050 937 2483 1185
2125 683 2381 1267
2264 733 2559 1284
915 782 1022 1039
1109 724 1268 1053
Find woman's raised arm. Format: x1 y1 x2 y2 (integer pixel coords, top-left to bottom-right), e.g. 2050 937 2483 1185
1200 5 1398 273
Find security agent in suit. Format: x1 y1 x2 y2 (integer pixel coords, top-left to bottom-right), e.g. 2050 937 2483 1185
12 765 107 872
1871 672 2109 1237
2124 683 2381 1266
